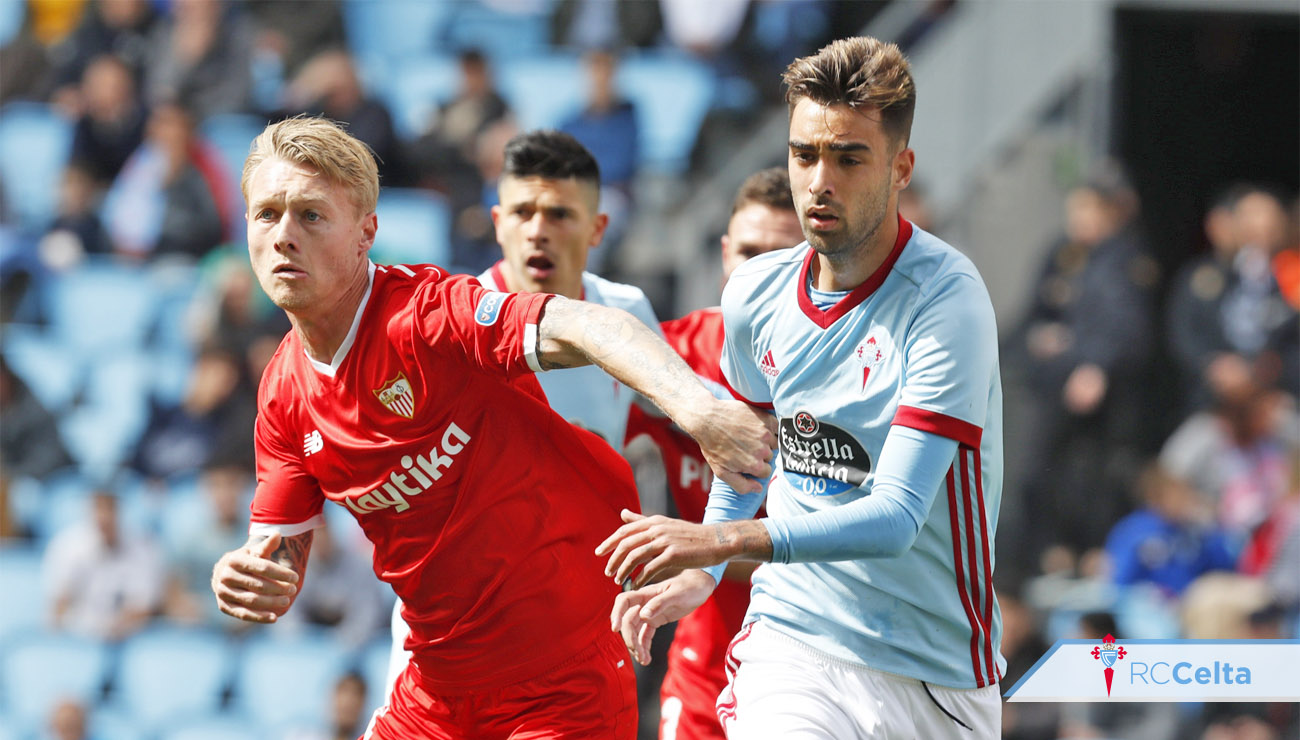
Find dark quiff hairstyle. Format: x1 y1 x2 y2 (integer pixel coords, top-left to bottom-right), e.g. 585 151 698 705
782 36 916 146
501 130 601 187
731 167 795 217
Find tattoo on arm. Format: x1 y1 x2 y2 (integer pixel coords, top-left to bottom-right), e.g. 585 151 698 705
271 531 314 576
537 298 707 417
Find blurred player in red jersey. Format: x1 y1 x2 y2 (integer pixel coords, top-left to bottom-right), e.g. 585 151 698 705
208 117 776 740
625 167 804 740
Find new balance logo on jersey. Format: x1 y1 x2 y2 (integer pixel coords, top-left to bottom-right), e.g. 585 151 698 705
342 422 472 516
304 430 324 456
760 350 780 377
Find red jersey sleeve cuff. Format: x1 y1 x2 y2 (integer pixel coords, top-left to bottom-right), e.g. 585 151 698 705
893 405 982 448
720 373 774 410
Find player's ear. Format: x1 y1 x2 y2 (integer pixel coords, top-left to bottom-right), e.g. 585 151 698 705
359 211 377 255
892 146 915 192
588 212 609 249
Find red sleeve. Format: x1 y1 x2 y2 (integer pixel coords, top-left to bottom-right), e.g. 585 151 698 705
414 273 553 381
249 411 325 536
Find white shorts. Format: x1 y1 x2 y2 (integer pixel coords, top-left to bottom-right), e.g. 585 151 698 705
716 621 1001 740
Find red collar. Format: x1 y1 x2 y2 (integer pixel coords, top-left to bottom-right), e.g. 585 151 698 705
796 214 912 329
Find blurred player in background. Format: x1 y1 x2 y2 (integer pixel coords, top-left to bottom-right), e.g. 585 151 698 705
600 37 1005 738
209 116 775 739
384 128 661 690
623 166 803 740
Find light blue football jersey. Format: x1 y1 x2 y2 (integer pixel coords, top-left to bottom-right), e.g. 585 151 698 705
718 218 1005 689
479 264 661 445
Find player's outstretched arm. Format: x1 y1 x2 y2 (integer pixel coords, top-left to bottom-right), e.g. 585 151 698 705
211 531 311 624
536 296 776 493
597 509 773 589
612 568 717 666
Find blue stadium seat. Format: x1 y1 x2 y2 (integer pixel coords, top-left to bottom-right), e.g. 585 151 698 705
0 631 111 727
47 260 158 354
110 627 233 730
160 715 258 740
343 0 454 68
58 401 145 480
232 630 349 727
0 545 45 644
616 52 717 174
0 0 23 46
197 113 267 201
373 188 452 266
378 55 461 140
441 2 551 60
1 323 83 413
0 102 74 233
497 54 584 131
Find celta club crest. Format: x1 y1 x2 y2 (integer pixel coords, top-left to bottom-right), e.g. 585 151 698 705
373 372 416 419
855 337 884 392
1090 633 1127 697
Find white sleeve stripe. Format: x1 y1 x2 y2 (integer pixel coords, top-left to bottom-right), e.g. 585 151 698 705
524 322 543 373
249 515 325 538
393 264 416 276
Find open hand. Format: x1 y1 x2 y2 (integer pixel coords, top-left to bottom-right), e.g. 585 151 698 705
612 569 716 665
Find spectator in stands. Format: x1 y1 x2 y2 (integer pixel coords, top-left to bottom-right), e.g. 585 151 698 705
48 0 160 110
1167 185 1300 412
143 0 253 120
279 521 387 650
999 594 1059 740
69 53 146 187
550 0 663 49
163 460 253 629
1012 167 1160 565
102 101 229 260
286 671 370 740
245 0 347 82
561 48 638 268
284 49 404 186
1160 378 1297 542
129 345 257 482
0 356 74 480
40 162 112 267
1104 463 1236 598
46 698 90 740
45 489 165 641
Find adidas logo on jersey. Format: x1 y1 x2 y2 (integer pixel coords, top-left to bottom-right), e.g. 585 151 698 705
341 422 472 516
760 350 780 377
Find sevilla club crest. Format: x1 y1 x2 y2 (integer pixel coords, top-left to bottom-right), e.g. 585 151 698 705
373 372 416 419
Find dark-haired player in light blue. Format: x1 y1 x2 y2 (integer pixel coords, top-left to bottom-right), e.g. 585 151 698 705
598 37 1004 739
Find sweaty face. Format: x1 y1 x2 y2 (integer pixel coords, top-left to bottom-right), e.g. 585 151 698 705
245 158 375 316
720 203 805 282
788 99 910 260
492 175 606 297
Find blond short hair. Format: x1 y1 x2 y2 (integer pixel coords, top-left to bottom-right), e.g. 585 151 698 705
783 36 916 146
241 116 380 215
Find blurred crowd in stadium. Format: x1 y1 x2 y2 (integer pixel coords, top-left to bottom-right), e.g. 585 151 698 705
0 1 1295 739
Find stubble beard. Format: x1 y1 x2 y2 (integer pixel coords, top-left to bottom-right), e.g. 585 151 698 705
802 184 890 267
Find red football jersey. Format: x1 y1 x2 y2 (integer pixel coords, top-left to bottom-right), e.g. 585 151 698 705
251 263 638 691
624 307 752 725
